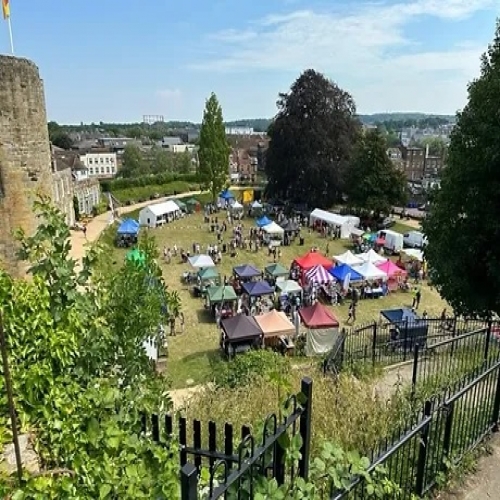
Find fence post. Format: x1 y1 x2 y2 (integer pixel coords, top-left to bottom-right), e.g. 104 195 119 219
415 400 432 496
492 365 500 432
442 402 455 458
450 317 457 357
403 319 409 361
411 343 419 398
372 321 378 367
484 321 492 364
181 463 198 500
298 377 313 481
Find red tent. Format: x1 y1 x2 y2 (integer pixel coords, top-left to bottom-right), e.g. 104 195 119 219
299 303 339 328
294 251 333 270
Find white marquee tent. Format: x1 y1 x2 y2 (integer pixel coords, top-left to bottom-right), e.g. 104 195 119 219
262 221 285 236
139 200 181 228
355 262 388 281
334 250 364 266
251 201 263 209
309 209 352 238
231 200 243 211
188 254 216 268
359 249 387 265
402 249 424 262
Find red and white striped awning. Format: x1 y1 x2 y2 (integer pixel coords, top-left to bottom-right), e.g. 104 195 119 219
305 265 334 284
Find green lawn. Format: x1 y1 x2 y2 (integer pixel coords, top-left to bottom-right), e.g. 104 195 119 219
102 211 443 389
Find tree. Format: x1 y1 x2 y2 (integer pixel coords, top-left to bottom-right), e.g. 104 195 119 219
197 93 230 201
177 149 193 174
344 129 407 215
120 144 147 177
422 21 500 318
265 69 360 207
417 136 447 157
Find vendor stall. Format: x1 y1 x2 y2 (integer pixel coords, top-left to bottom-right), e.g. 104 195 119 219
205 285 237 317
255 310 296 352
256 215 272 228
359 249 387 265
188 254 216 269
220 314 264 359
233 264 261 280
242 280 275 297
355 262 388 281
334 250 363 267
116 218 140 247
380 308 429 351
294 251 333 271
329 263 363 282
299 303 341 356
265 263 289 280
305 265 334 284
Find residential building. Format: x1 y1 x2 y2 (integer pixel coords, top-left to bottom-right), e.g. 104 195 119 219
170 144 196 154
225 126 255 136
229 148 257 183
79 149 118 178
97 137 139 154
400 146 425 181
51 153 76 227
160 136 183 149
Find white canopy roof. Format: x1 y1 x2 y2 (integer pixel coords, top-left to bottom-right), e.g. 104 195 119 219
262 221 285 235
276 279 302 295
252 201 263 208
402 249 424 262
231 200 243 209
359 249 387 265
334 250 363 266
188 254 215 268
310 208 348 226
355 262 387 280
146 200 181 216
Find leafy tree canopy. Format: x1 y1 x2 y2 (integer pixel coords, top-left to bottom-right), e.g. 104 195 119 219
422 21 500 318
345 129 407 215
0 198 181 497
197 93 230 202
265 69 361 208
415 136 447 156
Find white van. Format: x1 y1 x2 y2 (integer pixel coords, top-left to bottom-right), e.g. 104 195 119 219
403 231 427 249
378 230 404 254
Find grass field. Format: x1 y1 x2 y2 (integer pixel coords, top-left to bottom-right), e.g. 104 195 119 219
100 210 444 389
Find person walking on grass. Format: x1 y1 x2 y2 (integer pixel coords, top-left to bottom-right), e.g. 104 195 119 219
346 301 357 324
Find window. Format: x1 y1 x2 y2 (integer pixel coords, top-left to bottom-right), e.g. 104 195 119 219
106 166 110 174
89 167 94 175
100 157 104 163
89 158 93 164
106 157 109 163
100 167 105 174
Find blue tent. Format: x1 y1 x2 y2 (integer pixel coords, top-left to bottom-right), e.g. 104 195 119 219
233 264 261 278
242 280 274 297
329 263 363 282
219 189 235 200
117 218 140 236
256 215 272 227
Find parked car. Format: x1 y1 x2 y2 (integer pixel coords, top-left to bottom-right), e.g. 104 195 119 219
377 217 396 230
403 231 428 248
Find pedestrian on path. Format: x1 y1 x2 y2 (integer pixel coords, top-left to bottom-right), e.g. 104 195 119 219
82 225 87 239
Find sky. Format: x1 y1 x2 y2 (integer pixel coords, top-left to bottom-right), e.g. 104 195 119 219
1 0 498 124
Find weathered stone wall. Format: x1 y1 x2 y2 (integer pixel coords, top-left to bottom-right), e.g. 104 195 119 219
0 56 53 277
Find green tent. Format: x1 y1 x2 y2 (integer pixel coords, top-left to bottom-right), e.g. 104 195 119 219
198 267 220 281
186 198 199 206
264 263 289 278
126 248 146 265
206 285 237 304
175 199 187 210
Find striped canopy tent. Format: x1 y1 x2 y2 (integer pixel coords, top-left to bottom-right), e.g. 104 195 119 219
305 265 334 284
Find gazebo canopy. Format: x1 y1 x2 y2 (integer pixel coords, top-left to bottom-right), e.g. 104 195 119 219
377 260 407 277
117 218 140 236
299 303 339 329
251 201 263 209
355 262 387 280
206 285 237 303
276 280 302 295
305 265 334 284
219 189 235 200
334 250 363 266
280 220 299 232
265 263 289 277
198 267 220 281
256 215 272 227
255 310 295 337
359 249 387 265
294 251 332 270
174 199 187 210
262 221 285 235
242 280 274 297
329 263 363 282
231 200 243 210
188 254 216 268
221 314 263 342
233 264 261 278
186 198 200 206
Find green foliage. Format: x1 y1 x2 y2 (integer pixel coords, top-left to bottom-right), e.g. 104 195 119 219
198 93 231 202
0 198 180 498
415 136 447 157
112 181 197 204
422 21 500 318
121 144 147 177
265 69 361 208
102 172 200 192
213 350 290 389
48 121 74 150
345 129 407 214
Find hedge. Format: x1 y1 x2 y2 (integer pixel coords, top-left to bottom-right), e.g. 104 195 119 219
100 172 200 192
112 181 200 205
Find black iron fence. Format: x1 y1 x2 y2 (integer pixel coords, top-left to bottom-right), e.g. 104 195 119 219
331 357 500 499
142 378 313 500
338 317 496 370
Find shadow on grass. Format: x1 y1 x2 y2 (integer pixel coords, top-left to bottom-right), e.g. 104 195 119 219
196 309 214 324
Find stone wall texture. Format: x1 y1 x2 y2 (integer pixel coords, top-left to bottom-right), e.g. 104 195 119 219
0 56 53 277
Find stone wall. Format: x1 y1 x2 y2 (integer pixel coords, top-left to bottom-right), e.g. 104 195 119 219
0 56 53 277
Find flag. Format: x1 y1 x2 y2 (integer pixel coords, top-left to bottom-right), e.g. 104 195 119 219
2 0 9 20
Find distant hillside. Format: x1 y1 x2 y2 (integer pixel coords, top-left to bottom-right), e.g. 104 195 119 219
358 113 455 124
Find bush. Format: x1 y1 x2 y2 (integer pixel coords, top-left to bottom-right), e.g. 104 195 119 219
213 350 289 389
102 172 200 192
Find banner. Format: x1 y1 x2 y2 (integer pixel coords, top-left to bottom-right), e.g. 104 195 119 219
242 189 254 203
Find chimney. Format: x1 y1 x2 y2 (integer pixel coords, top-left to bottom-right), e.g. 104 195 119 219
425 143 430 158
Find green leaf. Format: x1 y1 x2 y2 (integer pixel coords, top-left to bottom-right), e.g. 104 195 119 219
100 484 112 498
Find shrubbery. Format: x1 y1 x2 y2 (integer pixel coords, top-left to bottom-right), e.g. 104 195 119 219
101 172 200 192
112 181 200 204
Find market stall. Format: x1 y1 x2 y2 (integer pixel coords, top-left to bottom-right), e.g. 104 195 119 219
334 250 363 267
265 263 289 280
299 303 341 356
116 218 140 247
359 249 387 265
205 285 238 317
188 254 216 269
262 221 285 246
220 314 264 359
233 264 261 280
255 310 296 351
294 251 333 271
329 263 363 282
256 215 272 228
305 265 334 284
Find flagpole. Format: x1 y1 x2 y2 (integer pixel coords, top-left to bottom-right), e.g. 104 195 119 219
7 16 13 55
